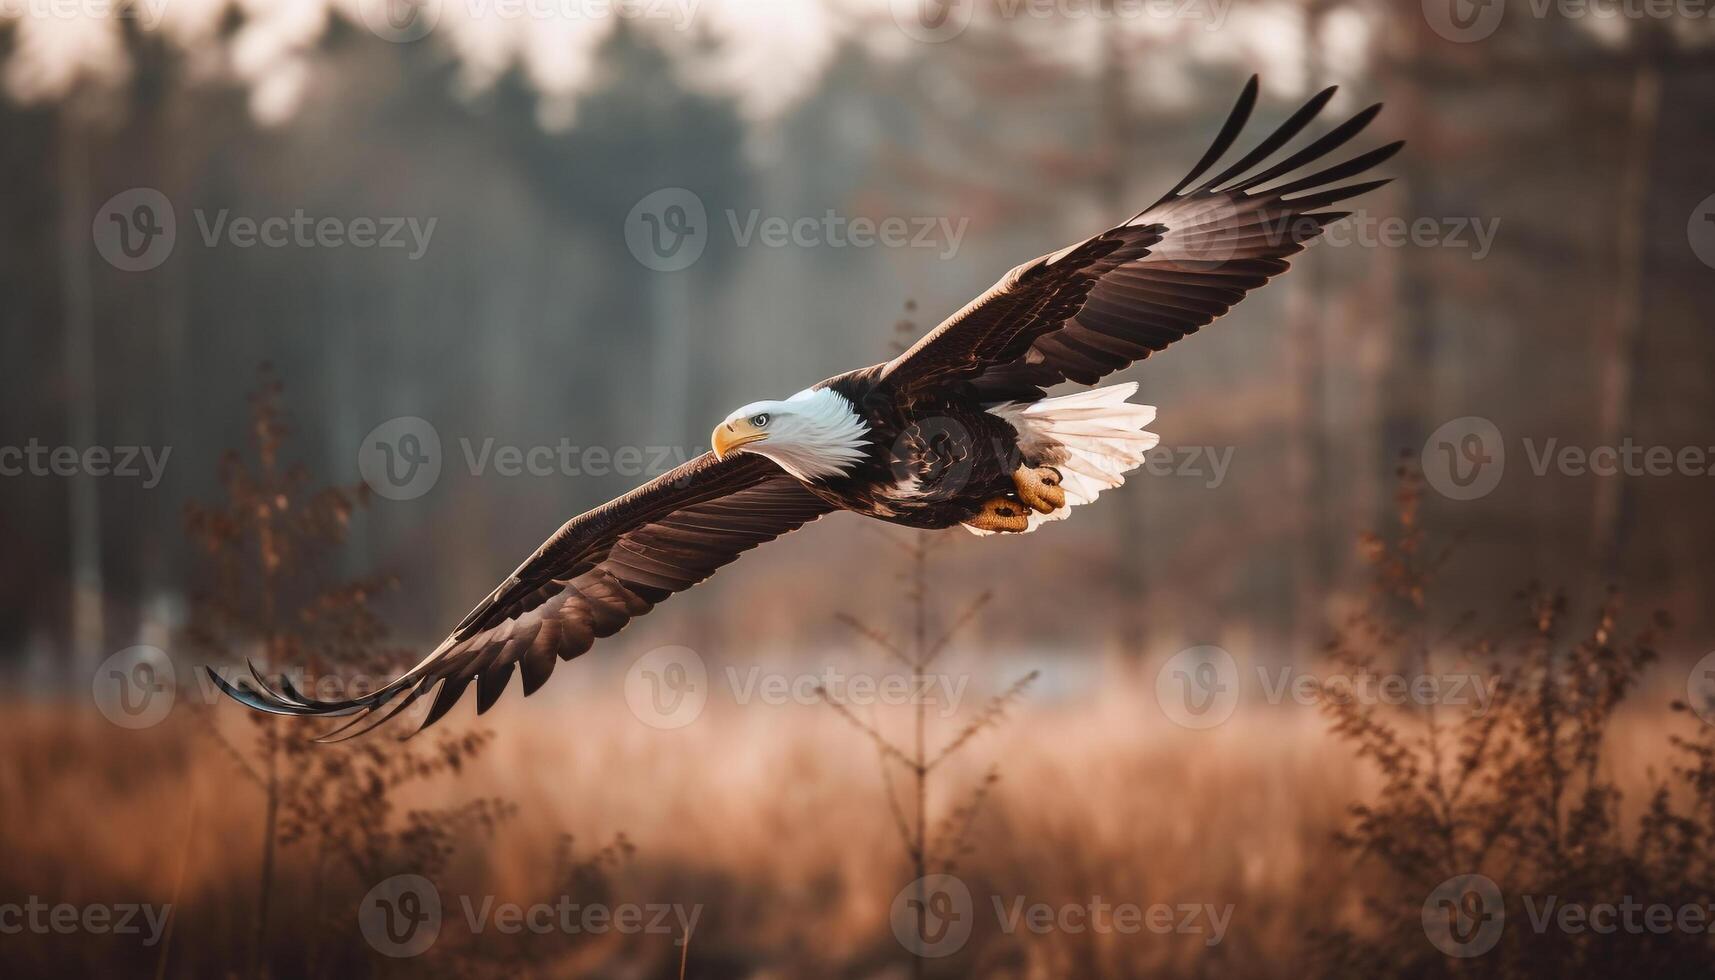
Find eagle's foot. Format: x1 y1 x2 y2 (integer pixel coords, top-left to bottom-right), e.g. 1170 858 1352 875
964 496 1031 533
1013 465 1066 514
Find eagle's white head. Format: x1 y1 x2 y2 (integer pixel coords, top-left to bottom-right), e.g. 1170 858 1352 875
712 386 869 481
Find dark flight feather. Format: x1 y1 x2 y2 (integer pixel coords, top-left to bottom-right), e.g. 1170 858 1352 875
883 79 1399 399
207 454 833 739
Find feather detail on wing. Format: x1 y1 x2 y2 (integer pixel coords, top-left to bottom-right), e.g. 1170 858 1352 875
208 453 834 740
882 75 1401 401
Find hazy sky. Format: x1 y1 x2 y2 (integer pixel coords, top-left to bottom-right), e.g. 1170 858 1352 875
1 0 1375 127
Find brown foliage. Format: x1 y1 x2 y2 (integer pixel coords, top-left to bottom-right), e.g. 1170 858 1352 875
182 366 515 976
1313 460 1705 978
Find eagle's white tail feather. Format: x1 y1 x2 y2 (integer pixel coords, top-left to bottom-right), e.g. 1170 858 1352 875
975 382 1159 535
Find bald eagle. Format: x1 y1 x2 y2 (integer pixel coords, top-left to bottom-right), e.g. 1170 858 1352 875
212 77 1399 739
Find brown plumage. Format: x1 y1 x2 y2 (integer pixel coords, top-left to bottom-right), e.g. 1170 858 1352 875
211 75 1399 739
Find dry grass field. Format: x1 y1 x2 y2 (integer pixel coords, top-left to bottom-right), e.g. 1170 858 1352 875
2 643 1704 979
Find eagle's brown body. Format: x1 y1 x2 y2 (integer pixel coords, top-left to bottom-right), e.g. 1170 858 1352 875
811 367 1025 529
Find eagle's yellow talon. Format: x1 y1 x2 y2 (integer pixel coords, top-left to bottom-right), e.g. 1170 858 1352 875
964 496 1031 533
1013 465 1066 514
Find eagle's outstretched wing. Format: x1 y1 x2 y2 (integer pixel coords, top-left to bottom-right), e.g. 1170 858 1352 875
882 76 1401 402
209 453 834 739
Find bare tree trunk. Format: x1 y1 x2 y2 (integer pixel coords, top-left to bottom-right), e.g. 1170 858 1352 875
253 453 282 980
153 802 199 980
1377 11 1438 511
909 538 928 980
1289 1 1335 652
1097 18 1149 655
253 714 279 980
305 836 330 979
650 272 692 438
59 110 104 681
1588 49 1662 591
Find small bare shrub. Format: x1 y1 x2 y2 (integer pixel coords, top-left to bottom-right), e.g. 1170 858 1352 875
184 366 512 977
1312 459 1704 978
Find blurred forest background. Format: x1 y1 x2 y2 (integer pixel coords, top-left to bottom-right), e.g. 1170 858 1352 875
3 0 1715 977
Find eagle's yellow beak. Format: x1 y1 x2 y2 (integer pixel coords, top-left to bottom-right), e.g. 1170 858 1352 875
712 419 768 460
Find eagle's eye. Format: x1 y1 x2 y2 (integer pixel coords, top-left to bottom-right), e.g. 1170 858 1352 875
750 414 769 427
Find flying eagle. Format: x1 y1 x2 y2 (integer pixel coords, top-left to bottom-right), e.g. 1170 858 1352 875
213 77 1399 739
